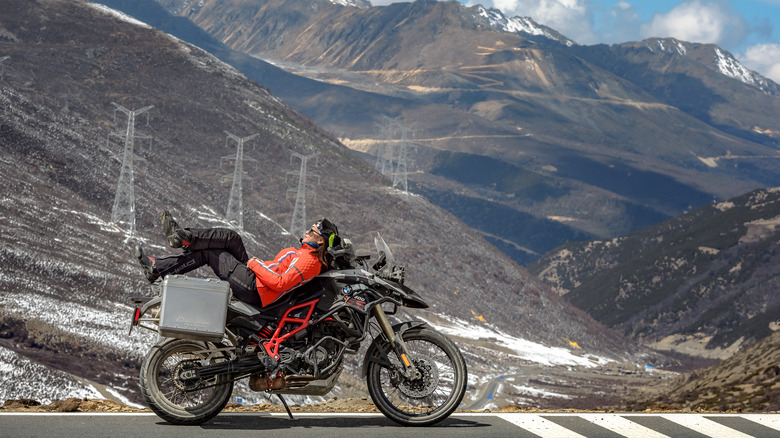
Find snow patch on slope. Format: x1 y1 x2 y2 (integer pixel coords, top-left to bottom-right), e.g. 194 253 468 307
420 314 613 368
1 291 155 357
0 346 104 405
87 3 151 28
714 47 770 90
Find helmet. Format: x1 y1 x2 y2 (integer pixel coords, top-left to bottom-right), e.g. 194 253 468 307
315 218 340 248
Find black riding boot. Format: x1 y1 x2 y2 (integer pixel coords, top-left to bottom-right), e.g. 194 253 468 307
161 210 192 248
135 245 160 283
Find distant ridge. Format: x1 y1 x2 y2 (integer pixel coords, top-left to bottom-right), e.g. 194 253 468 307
624 329 780 412
531 187 780 359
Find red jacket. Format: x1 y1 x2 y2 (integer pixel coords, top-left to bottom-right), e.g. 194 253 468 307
247 244 323 306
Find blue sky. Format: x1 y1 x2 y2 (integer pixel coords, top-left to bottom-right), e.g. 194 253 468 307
370 0 780 82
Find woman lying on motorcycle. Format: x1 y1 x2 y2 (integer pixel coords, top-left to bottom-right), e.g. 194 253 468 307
135 211 339 308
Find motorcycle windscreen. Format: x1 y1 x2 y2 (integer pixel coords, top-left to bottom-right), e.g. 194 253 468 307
374 233 395 264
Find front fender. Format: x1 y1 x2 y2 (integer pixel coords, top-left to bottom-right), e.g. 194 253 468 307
360 321 427 378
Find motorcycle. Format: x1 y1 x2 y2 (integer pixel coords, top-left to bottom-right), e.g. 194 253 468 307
129 234 467 426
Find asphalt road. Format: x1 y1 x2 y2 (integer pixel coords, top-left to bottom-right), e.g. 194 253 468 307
3 412 780 437
465 375 506 410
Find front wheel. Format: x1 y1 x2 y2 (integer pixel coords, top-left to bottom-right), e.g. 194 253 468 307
365 327 467 426
139 338 233 425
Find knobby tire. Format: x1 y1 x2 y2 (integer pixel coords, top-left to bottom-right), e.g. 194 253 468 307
366 327 467 426
140 338 233 425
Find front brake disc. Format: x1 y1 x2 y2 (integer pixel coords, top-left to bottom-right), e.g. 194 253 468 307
396 355 439 398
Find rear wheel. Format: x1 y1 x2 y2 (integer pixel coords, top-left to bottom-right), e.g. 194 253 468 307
140 338 233 425
366 327 467 426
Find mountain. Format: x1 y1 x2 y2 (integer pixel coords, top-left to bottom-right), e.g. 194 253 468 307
571 39 780 146
529 187 780 359
150 0 780 267
623 329 780 412
0 0 654 409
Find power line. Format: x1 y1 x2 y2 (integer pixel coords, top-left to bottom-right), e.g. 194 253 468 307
287 152 320 239
222 131 259 230
109 102 153 238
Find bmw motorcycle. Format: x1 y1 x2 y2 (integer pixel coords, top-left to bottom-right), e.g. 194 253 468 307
129 234 467 426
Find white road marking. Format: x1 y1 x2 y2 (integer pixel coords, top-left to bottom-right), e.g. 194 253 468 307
747 414 780 432
496 414 587 438
660 414 755 438
579 413 671 437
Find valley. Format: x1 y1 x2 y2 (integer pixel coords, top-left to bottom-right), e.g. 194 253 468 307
2 0 780 413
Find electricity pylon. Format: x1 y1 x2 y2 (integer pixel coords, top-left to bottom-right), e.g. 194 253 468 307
223 131 259 230
0 56 8 80
287 152 320 239
374 115 415 192
392 125 414 192
109 102 153 237
374 116 396 177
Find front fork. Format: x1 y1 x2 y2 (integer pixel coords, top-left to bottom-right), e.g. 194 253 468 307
371 306 422 381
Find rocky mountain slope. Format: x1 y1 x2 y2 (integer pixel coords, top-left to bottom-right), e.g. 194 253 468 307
0 0 653 408
624 329 780 412
530 187 780 359
148 0 780 267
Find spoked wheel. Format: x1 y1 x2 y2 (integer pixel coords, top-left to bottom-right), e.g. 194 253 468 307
140 338 233 425
366 327 467 426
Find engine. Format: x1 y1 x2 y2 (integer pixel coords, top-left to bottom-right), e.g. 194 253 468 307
277 326 345 377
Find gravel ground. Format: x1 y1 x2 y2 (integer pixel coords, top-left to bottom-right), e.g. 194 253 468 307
1 398 744 414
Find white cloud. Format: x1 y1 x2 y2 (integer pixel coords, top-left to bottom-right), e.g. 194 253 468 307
601 1 641 43
640 0 747 47
611 1 637 20
740 43 780 83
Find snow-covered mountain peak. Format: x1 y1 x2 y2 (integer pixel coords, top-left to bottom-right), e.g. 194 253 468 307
713 47 775 92
473 5 575 46
641 38 777 95
642 37 689 56
330 0 371 8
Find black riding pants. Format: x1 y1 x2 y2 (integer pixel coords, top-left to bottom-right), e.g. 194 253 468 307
153 228 262 306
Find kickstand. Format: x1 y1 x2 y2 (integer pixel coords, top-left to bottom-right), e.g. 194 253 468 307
277 394 295 420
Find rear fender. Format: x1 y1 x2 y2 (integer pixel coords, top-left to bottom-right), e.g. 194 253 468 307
128 296 161 335
140 296 161 315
